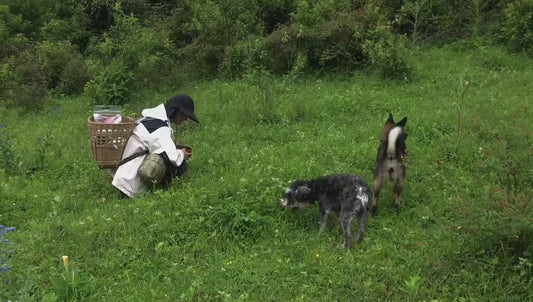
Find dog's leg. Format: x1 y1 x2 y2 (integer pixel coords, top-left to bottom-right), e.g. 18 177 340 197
356 209 369 243
393 177 404 213
341 211 355 248
372 177 384 216
319 210 330 232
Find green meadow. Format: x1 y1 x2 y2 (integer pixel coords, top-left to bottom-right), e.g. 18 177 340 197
0 45 532 300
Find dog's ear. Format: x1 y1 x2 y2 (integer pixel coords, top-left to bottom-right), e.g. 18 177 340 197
396 117 407 127
381 113 396 142
295 185 311 201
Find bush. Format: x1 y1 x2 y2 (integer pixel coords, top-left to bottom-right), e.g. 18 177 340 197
37 41 84 90
220 38 268 78
0 5 24 59
87 5 176 88
264 25 301 74
262 4 411 77
58 59 90 95
84 60 134 106
1 49 49 111
363 24 412 80
313 10 366 71
501 0 533 54
362 5 411 80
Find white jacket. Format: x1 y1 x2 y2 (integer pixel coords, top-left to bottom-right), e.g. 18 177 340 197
112 104 185 197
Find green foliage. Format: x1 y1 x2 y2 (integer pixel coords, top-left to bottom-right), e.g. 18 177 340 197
0 5 24 58
185 0 262 46
2 48 49 111
84 60 134 105
312 10 366 71
40 3 92 52
264 25 302 74
502 0 533 54
37 41 84 90
58 59 90 95
0 0 53 39
220 38 268 78
292 0 335 28
362 22 412 79
400 0 429 43
88 5 175 88
179 0 264 76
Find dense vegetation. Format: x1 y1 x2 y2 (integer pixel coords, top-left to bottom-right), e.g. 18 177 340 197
1 0 533 109
0 0 532 301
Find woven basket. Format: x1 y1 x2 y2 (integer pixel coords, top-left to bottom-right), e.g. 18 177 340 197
88 116 136 169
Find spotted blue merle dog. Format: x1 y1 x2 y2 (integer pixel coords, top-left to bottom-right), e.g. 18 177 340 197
281 174 372 248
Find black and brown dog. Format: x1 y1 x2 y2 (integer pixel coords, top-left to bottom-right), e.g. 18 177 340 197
372 114 408 215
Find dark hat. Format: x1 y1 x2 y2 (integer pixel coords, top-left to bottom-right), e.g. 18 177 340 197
165 94 199 123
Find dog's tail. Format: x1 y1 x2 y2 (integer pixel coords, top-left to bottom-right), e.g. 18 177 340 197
386 126 402 155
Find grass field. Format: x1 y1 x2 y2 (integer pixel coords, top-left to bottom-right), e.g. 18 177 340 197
0 45 532 301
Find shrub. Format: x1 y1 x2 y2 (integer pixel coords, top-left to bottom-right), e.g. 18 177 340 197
39 3 92 52
264 24 301 74
220 38 268 78
58 59 90 95
501 0 533 54
37 41 84 90
84 60 134 106
87 5 176 88
362 5 411 80
0 5 24 59
2 49 49 111
264 10 367 75
363 24 412 80
313 10 366 71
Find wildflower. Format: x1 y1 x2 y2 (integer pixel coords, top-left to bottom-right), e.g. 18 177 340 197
62 255 69 268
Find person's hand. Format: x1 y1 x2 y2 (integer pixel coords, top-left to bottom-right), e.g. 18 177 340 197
179 146 193 160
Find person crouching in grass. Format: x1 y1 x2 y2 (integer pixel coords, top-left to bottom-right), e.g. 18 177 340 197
112 94 199 198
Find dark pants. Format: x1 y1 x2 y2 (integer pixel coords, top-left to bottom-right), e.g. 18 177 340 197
160 153 188 188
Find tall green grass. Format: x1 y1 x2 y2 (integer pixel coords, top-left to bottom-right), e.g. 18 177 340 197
0 45 532 301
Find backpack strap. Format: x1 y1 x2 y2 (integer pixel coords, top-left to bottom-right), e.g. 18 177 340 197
117 149 149 167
